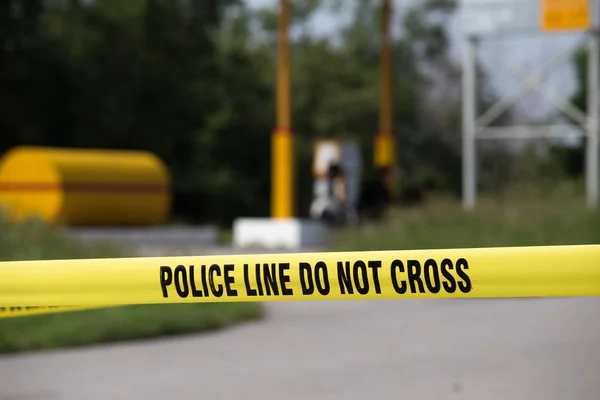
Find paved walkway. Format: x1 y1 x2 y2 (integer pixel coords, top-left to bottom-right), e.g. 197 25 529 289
1 296 599 400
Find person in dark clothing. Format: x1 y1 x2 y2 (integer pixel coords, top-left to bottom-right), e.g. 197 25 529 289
319 162 347 227
357 166 392 223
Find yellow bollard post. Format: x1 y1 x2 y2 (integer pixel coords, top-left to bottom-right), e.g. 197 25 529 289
271 0 294 219
374 0 397 192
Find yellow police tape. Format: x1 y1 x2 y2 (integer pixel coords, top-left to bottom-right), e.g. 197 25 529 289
0 244 598 308
0 305 97 319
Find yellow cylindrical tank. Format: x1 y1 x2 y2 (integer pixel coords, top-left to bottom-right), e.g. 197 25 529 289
0 146 171 226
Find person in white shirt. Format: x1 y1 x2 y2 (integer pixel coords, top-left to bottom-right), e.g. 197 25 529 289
310 162 348 227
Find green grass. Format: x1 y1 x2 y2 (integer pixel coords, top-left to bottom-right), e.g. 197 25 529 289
331 187 600 251
0 217 127 261
0 303 261 354
0 216 263 354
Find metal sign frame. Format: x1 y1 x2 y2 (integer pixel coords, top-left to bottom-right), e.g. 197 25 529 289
460 0 600 210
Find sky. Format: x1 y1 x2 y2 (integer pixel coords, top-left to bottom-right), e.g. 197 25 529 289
245 0 590 126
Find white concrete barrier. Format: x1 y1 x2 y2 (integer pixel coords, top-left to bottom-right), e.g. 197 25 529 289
232 218 330 250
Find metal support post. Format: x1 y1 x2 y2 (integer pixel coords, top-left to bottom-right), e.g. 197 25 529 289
462 36 477 210
587 31 599 209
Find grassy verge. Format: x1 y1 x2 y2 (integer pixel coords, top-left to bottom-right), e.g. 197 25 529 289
331 188 600 251
0 217 263 355
0 303 261 354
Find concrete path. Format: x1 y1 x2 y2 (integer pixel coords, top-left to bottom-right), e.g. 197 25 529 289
1 296 599 400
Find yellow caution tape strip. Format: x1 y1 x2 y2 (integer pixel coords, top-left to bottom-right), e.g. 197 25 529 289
0 244 599 307
0 306 99 319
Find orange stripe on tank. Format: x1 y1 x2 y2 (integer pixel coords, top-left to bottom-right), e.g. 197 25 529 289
0 182 168 193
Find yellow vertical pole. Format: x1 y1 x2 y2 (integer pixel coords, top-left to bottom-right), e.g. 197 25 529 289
374 0 396 172
271 0 294 219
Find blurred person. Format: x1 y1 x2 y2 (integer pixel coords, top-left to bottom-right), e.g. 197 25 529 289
310 162 348 227
357 166 393 223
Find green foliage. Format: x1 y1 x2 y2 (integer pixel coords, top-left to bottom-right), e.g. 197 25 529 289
571 46 588 114
545 44 586 179
548 141 585 178
0 0 508 225
331 186 599 252
0 214 124 261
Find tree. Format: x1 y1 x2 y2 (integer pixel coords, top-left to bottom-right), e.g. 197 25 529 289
0 0 514 226
545 45 586 179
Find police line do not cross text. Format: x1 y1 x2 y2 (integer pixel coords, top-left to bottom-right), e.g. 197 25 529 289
159 257 473 300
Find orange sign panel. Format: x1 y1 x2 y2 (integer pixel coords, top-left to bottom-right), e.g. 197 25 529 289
541 0 591 32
